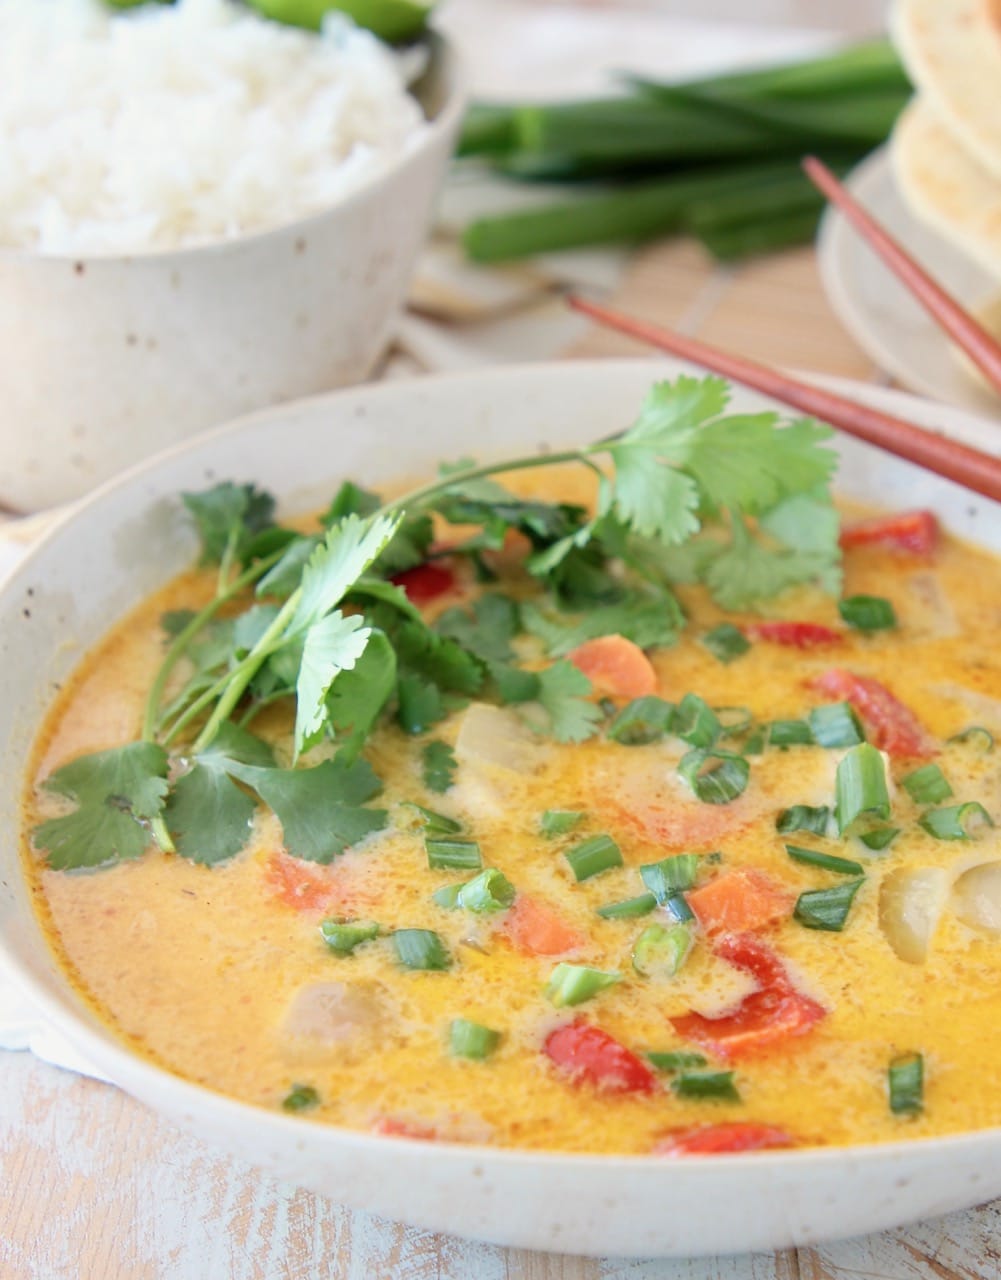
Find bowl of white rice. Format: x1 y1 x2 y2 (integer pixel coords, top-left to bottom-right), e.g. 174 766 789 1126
0 0 463 512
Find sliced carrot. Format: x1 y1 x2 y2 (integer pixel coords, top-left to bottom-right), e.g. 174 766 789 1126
567 634 658 699
501 895 585 956
264 850 372 915
611 795 752 850
372 1116 438 1141
687 868 794 935
654 1122 794 1156
810 668 935 759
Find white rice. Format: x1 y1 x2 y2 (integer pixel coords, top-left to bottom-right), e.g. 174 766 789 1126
0 0 428 255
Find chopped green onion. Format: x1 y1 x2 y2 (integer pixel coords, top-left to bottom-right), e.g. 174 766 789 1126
701 623 750 664
393 929 452 970
776 804 832 836
901 764 953 806
544 963 622 1008
640 854 700 901
835 744 891 834
646 1050 707 1072
319 918 381 955
674 693 722 748
663 893 695 923
405 803 462 835
540 809 585 837
715 705 754 736
809 702 865 748
282 1083 320 1113
672 1070 741 1102
767 719 813 748
857 825 900 852
678 749 750 804
947 726 994 753
596 892 658 920
449 1018 501 1060
838 595 897 631
888 1052 924 1116
794 878 864 931
919 802 994 841
632 922 693 977
785 844 864 876
458 868 517 913
425 837 483 871
564 833 623 881
742 726 767 755
607 696 674 745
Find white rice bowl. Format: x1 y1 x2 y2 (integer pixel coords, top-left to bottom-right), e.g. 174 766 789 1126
0 0 428 255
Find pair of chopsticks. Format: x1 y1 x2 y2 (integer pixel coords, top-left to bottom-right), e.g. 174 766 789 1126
569 156 1001 504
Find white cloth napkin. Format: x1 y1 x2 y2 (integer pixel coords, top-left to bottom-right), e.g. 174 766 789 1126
0 2 836 1081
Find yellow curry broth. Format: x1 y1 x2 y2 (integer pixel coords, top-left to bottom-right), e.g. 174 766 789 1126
23 470 1001 1154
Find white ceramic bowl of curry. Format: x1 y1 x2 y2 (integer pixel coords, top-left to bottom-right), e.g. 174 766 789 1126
2 360 1001 1257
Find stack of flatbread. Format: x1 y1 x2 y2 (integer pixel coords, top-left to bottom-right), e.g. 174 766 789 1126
890 0 1001 284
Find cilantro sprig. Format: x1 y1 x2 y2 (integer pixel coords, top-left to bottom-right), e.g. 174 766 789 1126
32 376 841 873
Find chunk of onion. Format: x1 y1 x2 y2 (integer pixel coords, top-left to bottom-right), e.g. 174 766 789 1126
282 982 384 1046
878 867 950 964
455 702 546 774
952 862 1001 937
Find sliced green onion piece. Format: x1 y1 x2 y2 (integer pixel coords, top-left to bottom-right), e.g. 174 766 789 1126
564 833 623 881
947 725 994 753
794 878 864 931
282 1083 320 1113
901 763 953 806
457 868 516 913
919 802 994 841
544 963 622 1008
785 844 864 876
607 696 674 745
646 1050 707 1072
319 918 381 955
838 595 897 632
835 744 891 834
674 693 722 749
672 1070 741 1102
701 623 750 664
405 803 462 834
715 705 754 736
632 922 692 977
678 749 750 804
742 726 766 756
767 719 813 748
393 928 452 970
425 837 483 871
857 825 900 852
809 702 865 748
596 892 658 920
540 809 585 837
663 893 695 923
449 1018 501 1060
888 1052 924 1115
776 804 832 836
640 854 700 901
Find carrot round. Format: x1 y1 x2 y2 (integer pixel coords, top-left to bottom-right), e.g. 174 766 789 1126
567 634 657 699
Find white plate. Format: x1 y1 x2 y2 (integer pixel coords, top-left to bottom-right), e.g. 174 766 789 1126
817 147 1001 417
2 360 1000 1258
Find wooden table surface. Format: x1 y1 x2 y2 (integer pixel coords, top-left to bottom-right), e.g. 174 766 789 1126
3 238 998 1280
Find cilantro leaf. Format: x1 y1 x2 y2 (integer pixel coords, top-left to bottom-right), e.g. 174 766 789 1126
532 661 603 743
294 612 371 758
230 758 386 864
291 513 400 632
393 618 484 696
423 740 457 793
435 594 520 664
605 459 700 545
704 514 839 609
321 480 381 524
35 743 169 870
521 591 682 657
182 482 276 566
398 674 446 735
256 536 319 599
326 631 397 761
166 724 274 866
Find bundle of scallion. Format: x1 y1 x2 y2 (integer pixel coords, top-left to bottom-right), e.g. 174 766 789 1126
458 40 910 264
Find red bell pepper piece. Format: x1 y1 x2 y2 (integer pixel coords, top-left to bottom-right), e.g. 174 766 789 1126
839 510 938 557
390 561 457 606
810 668 935 759
748 621 841 648
544 1020 657 1094
654 1122 794 1156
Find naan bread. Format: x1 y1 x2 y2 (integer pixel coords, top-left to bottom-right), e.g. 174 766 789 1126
891 0 1001 180
891 97 1001 282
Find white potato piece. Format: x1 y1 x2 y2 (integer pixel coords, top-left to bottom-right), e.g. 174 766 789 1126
454 702 547 774
282 981 385 1046
952 862 1001 936
879 866 951 964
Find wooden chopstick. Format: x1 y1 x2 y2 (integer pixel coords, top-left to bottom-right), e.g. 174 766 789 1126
567 294 1001 504
803 155 1001 397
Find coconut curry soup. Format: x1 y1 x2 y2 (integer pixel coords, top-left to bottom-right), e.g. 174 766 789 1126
23 377 1001 1157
